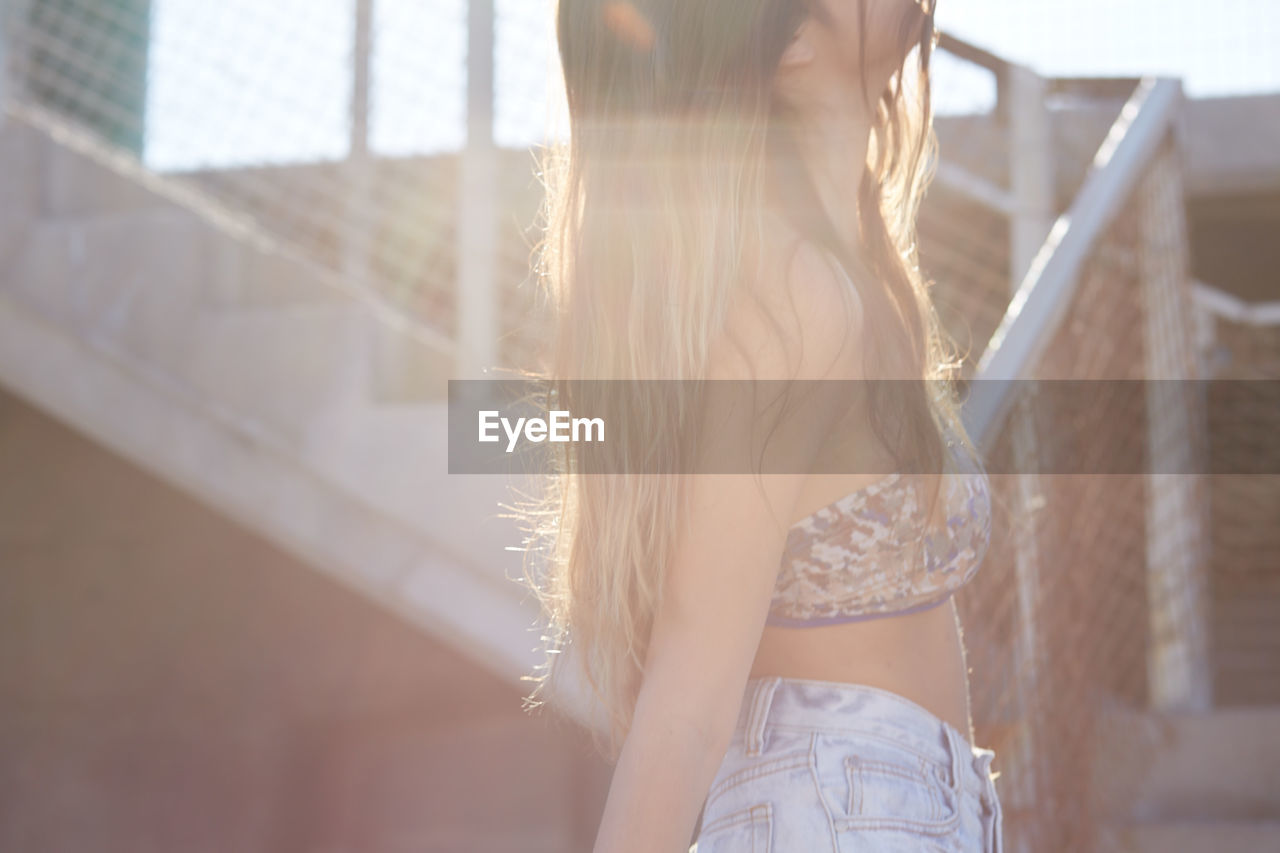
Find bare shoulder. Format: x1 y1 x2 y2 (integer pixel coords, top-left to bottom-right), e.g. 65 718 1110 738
709 220 865 383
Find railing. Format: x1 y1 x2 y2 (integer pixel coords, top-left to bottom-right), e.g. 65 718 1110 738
965 77 1185 442
957 75 1211 851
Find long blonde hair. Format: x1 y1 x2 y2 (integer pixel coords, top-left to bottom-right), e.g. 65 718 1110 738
510 0 974 763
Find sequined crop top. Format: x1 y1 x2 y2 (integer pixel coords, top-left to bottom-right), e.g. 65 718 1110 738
765 430 992 627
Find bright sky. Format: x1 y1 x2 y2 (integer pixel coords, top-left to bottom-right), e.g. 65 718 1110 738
145 0 1280 171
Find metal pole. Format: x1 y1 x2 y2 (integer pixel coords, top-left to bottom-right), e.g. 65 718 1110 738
342 0 375 337
350 0 372 161
1003 62 1054 853
457 0 499 380
1140 88 1212 712
0 0 9 130
1009 65 1055 287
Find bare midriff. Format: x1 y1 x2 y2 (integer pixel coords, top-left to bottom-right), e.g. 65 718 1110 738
745 427 977 742
746 597 974 742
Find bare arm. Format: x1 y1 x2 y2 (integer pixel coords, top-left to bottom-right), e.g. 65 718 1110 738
591 241 865 853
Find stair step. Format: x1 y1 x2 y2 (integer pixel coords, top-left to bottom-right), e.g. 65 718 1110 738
302 401 530 575
9 115 348 312
7 211 213 352
41 129 172 218
0 120 45 215
177 301 371 445
1101 820 1280 853
8 212 375 441
0 212 32 272
1095 706 1280 822
202 227 353 311
367 313 455 405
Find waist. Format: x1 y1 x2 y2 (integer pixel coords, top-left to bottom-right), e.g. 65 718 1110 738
750 595 972 734
730 676 992 797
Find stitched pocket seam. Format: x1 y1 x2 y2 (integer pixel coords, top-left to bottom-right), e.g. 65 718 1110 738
706 750 811 804
698 801 773 848
841 755 959 835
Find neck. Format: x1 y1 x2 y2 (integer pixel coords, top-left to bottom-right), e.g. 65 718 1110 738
790 105 872 243
775 58 892 245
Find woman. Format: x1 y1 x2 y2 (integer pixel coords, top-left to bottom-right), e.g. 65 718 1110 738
513 0 1004 850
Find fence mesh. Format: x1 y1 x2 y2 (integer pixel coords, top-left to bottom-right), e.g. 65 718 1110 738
1201 315 1280 707
2 3 1268 852
946 127 1213 850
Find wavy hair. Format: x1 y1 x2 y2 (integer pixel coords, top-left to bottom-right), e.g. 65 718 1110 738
509 0 974 763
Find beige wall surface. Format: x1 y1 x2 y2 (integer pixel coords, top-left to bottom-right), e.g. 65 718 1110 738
0 386 611 852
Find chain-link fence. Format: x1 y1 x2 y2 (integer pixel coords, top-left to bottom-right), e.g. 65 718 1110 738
3 3 1272 852
949 122 1213 850
1199 312 1280 708
2 0 547 375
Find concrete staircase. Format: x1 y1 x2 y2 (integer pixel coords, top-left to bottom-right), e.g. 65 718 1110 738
1096 706 1280 852
0 113 594 725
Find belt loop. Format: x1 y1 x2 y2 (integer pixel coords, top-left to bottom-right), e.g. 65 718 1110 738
978 751 1003 853
942 723 962 792
745 676 782 757
966 746 1001 853
991 784 1004 853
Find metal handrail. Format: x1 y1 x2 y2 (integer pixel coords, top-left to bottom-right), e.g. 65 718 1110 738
937 30 1012 77
962 76 1186 448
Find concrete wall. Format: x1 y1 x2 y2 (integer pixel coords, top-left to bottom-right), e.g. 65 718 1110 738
0 386 612 852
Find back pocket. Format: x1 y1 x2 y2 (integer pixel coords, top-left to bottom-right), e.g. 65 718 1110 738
693 802 772 853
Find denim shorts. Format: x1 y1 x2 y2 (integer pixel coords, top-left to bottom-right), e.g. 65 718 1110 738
690 676 1004 852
